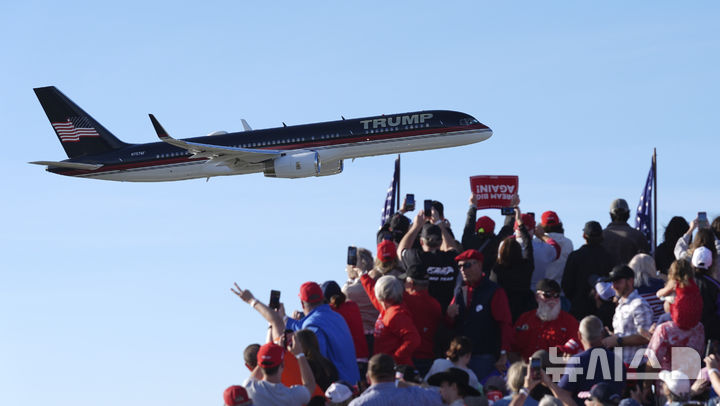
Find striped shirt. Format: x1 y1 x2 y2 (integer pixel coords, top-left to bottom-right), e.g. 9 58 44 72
637 278 666 323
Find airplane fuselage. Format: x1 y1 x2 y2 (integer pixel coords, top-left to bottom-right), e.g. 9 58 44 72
46 110 491 182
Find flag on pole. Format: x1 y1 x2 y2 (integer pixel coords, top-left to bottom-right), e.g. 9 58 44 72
635 157 655 251
380 156 400 227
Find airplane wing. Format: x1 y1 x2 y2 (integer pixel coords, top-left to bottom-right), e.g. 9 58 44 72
29 161 103 170
148 114 282 165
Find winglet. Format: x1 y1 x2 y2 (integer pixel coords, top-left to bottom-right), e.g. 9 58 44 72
149 114 169 140
241 119 252 131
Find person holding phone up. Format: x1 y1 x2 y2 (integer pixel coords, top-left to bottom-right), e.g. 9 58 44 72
397 205 462 314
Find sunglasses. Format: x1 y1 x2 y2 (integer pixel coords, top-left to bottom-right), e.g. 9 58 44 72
460 261 477 269
538 291 560 299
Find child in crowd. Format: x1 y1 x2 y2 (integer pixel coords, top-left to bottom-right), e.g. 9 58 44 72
655 260 702 330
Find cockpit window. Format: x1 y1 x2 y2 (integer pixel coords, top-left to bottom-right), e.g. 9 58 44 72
459 118 479 126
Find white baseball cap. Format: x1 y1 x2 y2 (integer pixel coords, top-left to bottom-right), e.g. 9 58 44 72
325 382 353 403
658 370 690 396
595 281 615 301
692 246 713 270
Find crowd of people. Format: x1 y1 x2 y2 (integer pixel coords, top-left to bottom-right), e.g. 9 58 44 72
223 194 720 406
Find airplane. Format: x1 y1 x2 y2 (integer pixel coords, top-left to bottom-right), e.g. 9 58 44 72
30 86 493 182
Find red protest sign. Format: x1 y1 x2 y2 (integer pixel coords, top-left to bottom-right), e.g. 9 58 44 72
469 175 519 209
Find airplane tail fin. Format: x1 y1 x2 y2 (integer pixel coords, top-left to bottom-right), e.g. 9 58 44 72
34 86 130 159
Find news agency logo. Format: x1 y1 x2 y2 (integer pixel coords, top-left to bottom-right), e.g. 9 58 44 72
546 347 701 381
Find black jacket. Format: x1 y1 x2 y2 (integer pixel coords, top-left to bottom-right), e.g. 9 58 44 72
602 221 650 266
562 243 614 320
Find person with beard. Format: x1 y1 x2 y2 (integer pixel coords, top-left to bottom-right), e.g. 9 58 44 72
511 279 579 360
600 265 653 365
398 209 461 314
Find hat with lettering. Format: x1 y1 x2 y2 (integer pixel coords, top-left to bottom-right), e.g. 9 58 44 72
475 216 496 234
658 370 691 397
583 221 603 237
610 198 630 214
514 214 536 231
692 246 713 270
257 342 284 369
455 249 484 264
541 211 561 227
604 265 635 282
299 281 324 304
427 368 481 397
377 239 397 262
223 385 253 406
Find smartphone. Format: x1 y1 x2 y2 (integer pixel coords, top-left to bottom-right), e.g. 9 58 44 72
269 290 281 310
698 212 710 229
404 194 415 211
424 199 433 217
347 246 358 266
530 357 542 379
501 207 515 215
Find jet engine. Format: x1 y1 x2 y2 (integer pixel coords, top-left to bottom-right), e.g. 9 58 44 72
263 150 343 178
316 160 343 177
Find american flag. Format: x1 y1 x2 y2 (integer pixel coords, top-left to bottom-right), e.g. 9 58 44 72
380 156 400 227
635 157 655 251
51 117 100 142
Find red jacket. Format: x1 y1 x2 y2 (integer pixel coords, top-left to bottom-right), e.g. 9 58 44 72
511 309 579 359
331 300 370 359
361 274 421 365
403 290 442 359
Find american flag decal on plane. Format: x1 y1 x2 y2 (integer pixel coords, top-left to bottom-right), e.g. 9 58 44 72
51 117 100 142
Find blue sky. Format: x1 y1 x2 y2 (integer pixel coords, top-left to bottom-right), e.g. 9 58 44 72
1 2 718 405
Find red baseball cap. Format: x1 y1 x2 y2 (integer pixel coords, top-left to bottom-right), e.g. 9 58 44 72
257 342 284 368
475 216 495 234
541 211 560 227
223 385 253 406
377 240 397 262
514 213 536 231
455 249 484 263
299 281 324 304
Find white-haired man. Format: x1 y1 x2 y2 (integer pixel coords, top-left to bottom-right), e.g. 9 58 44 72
511 278 579 359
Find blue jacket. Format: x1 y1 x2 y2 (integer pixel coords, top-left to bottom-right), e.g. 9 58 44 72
287 304 360 383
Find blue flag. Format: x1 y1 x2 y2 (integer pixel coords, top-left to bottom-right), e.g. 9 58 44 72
380 156 400 227
635 158 655 251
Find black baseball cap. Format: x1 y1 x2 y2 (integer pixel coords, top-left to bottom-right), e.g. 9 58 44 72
604 265 635 282
536 279 561 294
